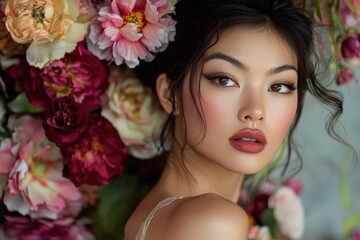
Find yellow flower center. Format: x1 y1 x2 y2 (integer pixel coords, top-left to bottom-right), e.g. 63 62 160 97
31 157 47 179
32 6 46 24
123 11 145 32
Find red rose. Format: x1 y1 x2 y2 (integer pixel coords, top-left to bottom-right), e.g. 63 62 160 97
42 96 90 148
62 114 128 186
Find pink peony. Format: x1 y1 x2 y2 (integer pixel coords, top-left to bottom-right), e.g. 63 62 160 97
87 0 177 68
42 96 90 148
0 138 18 198
268 187 304 239
4 115 83 220
341 33 360 66
4 216 95 240
23 43 109 110
62 114 128 186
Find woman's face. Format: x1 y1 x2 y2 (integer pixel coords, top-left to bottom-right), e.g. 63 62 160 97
175 27 298 174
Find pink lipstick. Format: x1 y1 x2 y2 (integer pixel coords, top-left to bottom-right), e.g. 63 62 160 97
229 129 267 153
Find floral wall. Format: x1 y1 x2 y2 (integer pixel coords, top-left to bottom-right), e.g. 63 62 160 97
0 0 359 240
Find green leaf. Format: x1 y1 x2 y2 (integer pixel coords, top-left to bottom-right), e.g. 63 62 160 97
344 213 360 239
7 92 44 113
260 208 277 237
339 147 352 210
94 174 151 240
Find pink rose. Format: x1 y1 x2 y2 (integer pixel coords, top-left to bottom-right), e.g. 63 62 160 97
352 228 360 240
336 67 355 85
4 216 95 240
341 33 360 66
42 96 90 148
268 187 304 239
62 114 128 186
23 44 109 110
285 178 303 195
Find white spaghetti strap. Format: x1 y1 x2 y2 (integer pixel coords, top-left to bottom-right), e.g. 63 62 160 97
135 196 183 240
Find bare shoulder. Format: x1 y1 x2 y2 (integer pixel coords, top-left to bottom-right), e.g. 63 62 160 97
164 193 248 240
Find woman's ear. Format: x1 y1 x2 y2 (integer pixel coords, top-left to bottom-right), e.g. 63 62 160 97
156 73 179 115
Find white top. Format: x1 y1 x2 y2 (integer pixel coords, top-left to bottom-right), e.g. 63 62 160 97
135 196 183 240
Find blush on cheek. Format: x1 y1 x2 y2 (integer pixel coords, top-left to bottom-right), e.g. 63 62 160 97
274 106 297 137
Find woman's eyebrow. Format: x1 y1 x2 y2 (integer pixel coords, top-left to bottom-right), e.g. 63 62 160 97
268 64 298 75
204 52 298 74
204 52 248 71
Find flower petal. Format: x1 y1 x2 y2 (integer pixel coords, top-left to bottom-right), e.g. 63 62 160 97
144 0 159 23
120 23 143 41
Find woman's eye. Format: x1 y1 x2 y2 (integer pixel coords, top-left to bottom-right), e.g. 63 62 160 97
204 74 238 87
269 83 296 94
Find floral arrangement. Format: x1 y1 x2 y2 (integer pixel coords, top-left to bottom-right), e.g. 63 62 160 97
0 0 359 239
301 0 360 86
0 0 175 239
240 178 304 240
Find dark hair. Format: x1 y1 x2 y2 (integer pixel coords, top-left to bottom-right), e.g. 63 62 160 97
135 0 346 175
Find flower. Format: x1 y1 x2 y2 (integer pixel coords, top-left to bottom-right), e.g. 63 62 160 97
0 10 27 58
341 33 360 66
0 138 18 198
4 0 94 68
352 228 360 240
285 178 303 196
4 216 96 240
3 115 82 220
336 67 356 85
42 96 90 148
246 193 270 224
62 114 128 186
268 187 304 239
23 43 109 110
101 67 167 159
248 225 272 240
87 0 177 68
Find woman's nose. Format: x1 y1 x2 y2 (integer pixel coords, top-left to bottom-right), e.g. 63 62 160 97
238 92 265 122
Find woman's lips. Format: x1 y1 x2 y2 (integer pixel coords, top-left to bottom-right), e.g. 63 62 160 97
229 129 267 153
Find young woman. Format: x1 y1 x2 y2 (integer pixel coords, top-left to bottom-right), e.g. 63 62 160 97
125 0 343 239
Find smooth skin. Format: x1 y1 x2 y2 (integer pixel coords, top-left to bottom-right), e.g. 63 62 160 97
125 26 298 240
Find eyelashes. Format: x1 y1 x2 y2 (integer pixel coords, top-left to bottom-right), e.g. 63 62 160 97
203 73 239 87
203 73 297 94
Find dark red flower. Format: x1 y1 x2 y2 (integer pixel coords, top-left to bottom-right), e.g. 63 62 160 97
62 114 128 186
22 43 109 110
336 67 355 85
42 96 90 148
246 193 270 223
341 33 360 66
4 216 95 240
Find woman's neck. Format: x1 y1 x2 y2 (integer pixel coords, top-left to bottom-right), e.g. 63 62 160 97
156 147 244 203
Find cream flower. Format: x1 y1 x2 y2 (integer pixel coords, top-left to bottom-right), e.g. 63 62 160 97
4 0 95 68
101 67 167 159
268 187 304 239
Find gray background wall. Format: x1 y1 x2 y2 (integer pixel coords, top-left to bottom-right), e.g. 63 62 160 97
295 65 360 239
